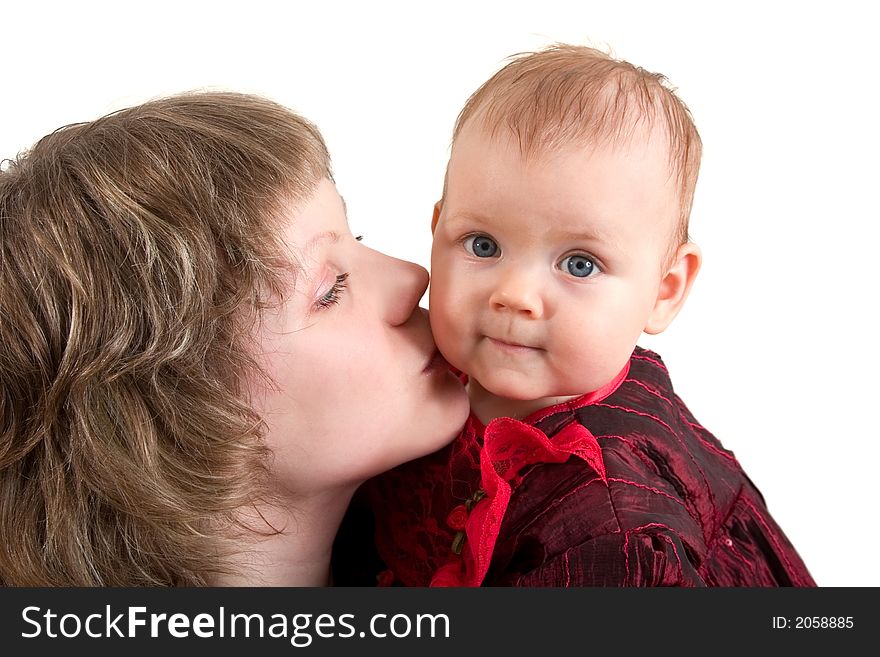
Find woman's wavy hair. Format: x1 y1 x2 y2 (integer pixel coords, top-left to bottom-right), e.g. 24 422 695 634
0 91 331 585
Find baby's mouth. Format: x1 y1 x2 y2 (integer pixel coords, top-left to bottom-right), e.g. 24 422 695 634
485 336 543 353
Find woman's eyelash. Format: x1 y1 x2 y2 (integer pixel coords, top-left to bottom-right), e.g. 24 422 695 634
355 235 364 241
315 272 349 309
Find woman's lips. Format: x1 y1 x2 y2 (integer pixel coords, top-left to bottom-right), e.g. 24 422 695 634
423 348 449 373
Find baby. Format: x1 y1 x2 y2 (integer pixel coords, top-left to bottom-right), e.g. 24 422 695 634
340 44 814 586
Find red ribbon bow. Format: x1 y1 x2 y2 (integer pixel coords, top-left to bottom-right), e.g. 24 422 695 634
431 418 605 587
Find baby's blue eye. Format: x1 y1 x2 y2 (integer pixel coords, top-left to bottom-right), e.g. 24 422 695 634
560 255 598 278
464 235 499 258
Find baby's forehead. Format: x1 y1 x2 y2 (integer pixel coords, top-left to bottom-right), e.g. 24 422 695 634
452 120 680 208
450 123 683 251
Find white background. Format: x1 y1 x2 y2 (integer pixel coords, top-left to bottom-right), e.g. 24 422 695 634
3 0 877 587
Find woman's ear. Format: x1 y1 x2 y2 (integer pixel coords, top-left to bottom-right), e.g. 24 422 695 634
644 242 702 335
431 200 443 233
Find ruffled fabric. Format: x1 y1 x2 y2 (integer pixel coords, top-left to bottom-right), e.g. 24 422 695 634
432 419 605 587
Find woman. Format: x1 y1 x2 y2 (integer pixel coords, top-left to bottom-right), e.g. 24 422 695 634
0 92 470 585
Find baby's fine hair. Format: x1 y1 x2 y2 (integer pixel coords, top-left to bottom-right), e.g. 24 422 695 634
0 92 330 585
452 44 702 245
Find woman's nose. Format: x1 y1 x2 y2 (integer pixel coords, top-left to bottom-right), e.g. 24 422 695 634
376 251 429 326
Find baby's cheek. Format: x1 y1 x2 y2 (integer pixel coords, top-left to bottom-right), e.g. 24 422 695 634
442 322 474 374
553 328 615 388
430 308 458 352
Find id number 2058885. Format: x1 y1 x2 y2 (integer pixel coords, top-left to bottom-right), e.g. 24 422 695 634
772 617 854 629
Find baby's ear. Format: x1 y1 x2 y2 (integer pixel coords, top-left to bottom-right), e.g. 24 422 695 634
431 200 443 233
644 242 702 335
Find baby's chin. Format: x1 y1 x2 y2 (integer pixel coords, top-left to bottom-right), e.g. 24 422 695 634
468 375 577 403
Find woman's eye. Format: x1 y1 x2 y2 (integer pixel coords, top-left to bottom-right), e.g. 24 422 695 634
463 234 499 258
559 255 599 278
315 272 349 309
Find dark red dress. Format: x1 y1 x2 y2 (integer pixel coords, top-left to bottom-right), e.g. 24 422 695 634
347 347 815 587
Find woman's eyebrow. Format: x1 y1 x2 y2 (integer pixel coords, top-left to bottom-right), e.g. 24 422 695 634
304 231 341 254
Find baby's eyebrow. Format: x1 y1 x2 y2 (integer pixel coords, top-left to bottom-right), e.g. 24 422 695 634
555 228 612 245
442 210 494 228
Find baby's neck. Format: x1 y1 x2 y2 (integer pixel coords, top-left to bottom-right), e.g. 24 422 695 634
467 379 580 425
